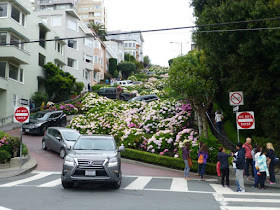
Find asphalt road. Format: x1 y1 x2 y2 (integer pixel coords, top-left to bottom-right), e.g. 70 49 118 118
3 129 280 210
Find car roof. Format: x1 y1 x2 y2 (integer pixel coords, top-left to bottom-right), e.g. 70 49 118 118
38 110 63 114
48 127 79 132
79 134 114 140
140 94 158 97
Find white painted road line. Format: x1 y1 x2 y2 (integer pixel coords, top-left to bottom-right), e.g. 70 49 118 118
211 184 234 194
223 198 280 203
221 207 280 210
32 171 61 175
37 178 61 188
124 176 152 190
0 206 12 210
0 173 52 187
170 178 188 192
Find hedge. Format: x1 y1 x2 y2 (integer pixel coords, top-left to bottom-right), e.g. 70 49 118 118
121 148 217 175
0 150 11 164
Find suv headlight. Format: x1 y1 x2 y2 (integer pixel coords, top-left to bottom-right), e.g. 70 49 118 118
108 157 118 167
34 123 43 128
64 156 75 166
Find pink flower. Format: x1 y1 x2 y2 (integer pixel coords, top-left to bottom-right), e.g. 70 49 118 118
159 152 164 155
174 149 177 152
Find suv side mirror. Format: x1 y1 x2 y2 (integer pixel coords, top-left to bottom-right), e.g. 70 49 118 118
118 146 125 152
56 137 61 141
66 145 71 150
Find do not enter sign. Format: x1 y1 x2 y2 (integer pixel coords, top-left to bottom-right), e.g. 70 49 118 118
14 107 30 123
236 111 255 129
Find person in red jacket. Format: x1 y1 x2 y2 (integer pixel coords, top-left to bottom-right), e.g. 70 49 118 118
243 137 254 180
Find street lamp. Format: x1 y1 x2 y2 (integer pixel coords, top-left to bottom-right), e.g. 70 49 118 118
170 42 182 55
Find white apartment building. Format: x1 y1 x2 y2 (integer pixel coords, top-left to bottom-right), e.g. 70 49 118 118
34 0 78 11
104 40 124 63
0 0 65 119
107 31 144 62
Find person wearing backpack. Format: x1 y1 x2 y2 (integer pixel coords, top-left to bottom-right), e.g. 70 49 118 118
198 144 209 181
266 143 276 184
234 143 246 192
218 147 233 187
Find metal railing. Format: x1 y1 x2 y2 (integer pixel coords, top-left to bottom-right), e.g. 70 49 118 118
206 112 236 152
0 115 14 127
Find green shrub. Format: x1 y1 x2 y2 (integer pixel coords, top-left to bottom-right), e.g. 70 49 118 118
22 144 28 156
109 58 118 77
74 82 84 94
0 150 11 163
121 148 217 175
31 92 49 107
91 84 111 92
117 62 136 79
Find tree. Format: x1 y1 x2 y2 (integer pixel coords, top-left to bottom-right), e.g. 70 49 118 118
143 55 151 68
109 58 118 77
124 53 136 62
117 62 136 79
168 50 216 138
44 62 76 102
191 0 280 139
88 22 107 41
168 58 174 67
74 82 84 95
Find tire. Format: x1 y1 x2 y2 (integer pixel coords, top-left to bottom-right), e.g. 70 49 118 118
60 148 66 159
41 126 47 136
62 181 74 189
42 140 47 150
112 179 121 189
61 120 67 127
120 96 125 101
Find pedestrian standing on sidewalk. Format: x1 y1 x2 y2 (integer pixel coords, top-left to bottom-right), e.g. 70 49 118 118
243 137 254 180
266 143 276 184
253 146 262 188
182 142 191 180
218 147 233 187
198 144 208 181
232 151 240 192
254 150 269 189
234 143 246 192
252 144 258 185
215 110 224 133
197 141 204 176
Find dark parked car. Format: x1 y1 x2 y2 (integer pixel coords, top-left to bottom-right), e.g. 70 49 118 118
61 135 125 189
97 87 136 101
128 94 159 103
23 110 66 135
42 127 80 158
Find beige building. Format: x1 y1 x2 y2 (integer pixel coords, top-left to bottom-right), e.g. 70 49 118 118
76 0 107 27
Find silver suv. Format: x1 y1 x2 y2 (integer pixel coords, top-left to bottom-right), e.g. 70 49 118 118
61 135 125 189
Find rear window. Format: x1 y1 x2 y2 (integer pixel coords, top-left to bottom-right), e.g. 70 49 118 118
62 131 80 141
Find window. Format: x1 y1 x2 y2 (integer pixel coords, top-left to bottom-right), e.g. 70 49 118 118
51 16 61 26
19 69 23 83
84 55 93 63
11 6 20 23
94 5 101 9
83 14 88 19
68 40 77 49
124 43 128 48
9 64 18 80
21 13 25 27
68 20 78 31
94 20 101 24
10 34 21 49
0 62 6 78
39 53 45 67
133 51 136 57
56 63 62 70
94 12 101 17
56 4 70 10
133 43 136 47
83 70 88 79
0 32 7 44
84 38 93 48
0 3 8 17
39 28 46 48
13 94 17 106
67 58 77 69
129 43 132 48
94 55 98 63
55 41 63 54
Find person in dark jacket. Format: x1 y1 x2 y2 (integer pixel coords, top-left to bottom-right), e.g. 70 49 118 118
218 147 233 187
266 143 276 184
234 143 246 192
182 142 191 180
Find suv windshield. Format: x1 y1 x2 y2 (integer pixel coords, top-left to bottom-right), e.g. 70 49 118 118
62 131 80 141
74 138 116 151
30 112 49 121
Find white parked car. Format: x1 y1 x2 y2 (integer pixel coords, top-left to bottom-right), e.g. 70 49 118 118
116 80 134 87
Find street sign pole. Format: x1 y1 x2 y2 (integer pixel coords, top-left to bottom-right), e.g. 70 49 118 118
20 124 23 169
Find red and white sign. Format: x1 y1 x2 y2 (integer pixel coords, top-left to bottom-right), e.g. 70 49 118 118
229 91 244 106
236 111 255 129
14 106 30 123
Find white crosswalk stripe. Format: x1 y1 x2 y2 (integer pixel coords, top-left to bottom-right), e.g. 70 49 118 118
37 178 61 188
170 178 188 192
124 176 152 190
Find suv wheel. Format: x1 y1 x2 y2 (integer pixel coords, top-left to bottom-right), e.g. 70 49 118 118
60 148 66 159
112 180 121 189
42 140 47 150
62 181 74 189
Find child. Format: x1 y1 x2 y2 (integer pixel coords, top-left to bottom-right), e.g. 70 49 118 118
218 147 233 187
254 150 269 189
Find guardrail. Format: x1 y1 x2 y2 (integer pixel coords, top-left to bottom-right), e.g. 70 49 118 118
0 115 14 127
206 112 236 152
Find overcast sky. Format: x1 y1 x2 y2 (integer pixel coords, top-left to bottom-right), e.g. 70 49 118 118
105 0 195 67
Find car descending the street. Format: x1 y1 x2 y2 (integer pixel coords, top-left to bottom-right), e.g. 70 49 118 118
22 110 66 135
61 135 125 189
128 94 159 103
97 87 136 101
42 127 80 158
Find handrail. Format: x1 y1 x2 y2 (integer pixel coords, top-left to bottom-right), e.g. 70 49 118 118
206 112 236 151
0 115 14 127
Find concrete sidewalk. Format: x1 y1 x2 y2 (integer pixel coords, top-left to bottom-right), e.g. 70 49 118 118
0 156 37 179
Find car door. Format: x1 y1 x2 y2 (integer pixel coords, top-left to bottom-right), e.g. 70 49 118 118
97 88 106 97
52 130 63 153
46 128 56 150
53 113 62 126
106 88 115 99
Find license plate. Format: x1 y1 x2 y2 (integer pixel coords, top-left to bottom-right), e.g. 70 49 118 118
25 129 30 132
85 170 96 176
